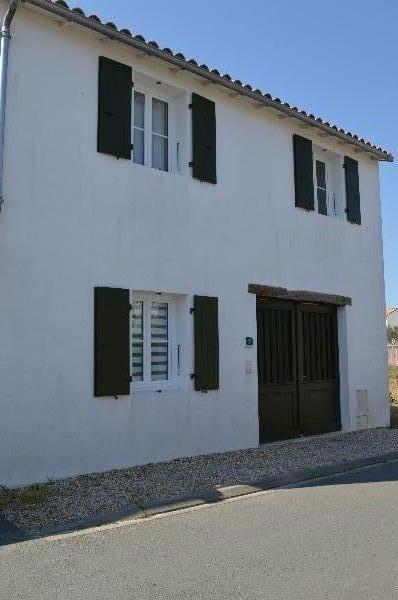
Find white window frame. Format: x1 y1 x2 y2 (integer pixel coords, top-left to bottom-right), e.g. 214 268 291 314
130 292 176 392
132 87 172 173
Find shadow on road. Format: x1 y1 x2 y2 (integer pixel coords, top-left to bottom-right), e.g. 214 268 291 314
293 460 398 489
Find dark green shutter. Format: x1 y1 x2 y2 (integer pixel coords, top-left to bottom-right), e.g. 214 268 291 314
97 56 132 159
344 156 361 225
191 93 217 184
194 296 219 391
94 287 130 397
293 134 314 210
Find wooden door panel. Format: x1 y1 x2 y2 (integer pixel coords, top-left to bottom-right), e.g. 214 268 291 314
300 308 337 382
300 385 340 436
257 298 341 443
259 388 299 441
257 299 299 442
298 304 340 436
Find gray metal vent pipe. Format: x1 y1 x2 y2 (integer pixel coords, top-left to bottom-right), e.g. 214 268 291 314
0 0 19 210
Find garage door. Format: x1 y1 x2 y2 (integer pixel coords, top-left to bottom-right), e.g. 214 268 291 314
257 298 340 442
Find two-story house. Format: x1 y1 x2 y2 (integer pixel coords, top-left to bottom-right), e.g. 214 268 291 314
0 0 393 487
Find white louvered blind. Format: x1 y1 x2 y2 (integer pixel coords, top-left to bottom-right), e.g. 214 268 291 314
151 302 169 381
131 301 144 382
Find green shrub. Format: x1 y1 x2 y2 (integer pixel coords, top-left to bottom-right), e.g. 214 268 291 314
0 483 53 509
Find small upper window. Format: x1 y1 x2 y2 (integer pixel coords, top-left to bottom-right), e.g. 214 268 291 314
133 90 169 172
315 159 327 216
312 146 344 219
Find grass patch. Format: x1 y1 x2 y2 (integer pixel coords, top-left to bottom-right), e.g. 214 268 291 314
0 483 53 510
389 366 398 381
390 378 398 404
390 367 398 426
389 367 398 407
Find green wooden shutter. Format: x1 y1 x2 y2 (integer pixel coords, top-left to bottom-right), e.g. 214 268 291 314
97 56 132 159
194 295 219 391
293 134 314 210
191 93 217 184
94 287 130 397
344 156 361 225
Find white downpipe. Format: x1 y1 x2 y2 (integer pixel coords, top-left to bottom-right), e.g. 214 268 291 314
0 0 19 211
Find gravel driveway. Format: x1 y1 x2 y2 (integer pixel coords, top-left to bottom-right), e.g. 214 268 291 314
2 427 398 533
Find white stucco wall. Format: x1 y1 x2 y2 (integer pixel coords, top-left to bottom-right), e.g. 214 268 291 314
0 4 389 487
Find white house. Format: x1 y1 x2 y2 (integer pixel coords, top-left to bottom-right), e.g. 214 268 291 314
0 0 393 487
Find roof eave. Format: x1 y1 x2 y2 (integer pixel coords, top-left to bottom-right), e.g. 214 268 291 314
22 0 394 162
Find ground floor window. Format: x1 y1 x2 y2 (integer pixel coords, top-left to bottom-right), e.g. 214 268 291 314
131 293 173 389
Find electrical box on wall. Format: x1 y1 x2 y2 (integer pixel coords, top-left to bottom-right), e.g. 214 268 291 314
246 360 253 374
356 389 368 430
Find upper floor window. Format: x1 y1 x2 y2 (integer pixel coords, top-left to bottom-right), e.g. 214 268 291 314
133 90 169 172
294 135 359 222
312 146 345 219
97 58 216 183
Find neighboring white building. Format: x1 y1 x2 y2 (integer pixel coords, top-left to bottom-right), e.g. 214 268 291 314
387 309 398 367
0 0 393 487
387 308 398 328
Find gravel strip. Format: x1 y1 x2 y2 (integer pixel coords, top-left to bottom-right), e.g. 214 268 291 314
3 427 398 533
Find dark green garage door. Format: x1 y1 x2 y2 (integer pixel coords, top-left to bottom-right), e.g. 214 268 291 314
257 298 340 442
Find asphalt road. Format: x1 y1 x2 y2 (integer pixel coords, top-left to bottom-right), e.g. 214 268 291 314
2 461 398 599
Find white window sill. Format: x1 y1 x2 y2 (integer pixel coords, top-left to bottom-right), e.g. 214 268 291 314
131 162 184 178
131 382 182 395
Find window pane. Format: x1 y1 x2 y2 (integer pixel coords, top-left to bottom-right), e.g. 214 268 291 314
134 92 145 128
151 302 168 381
152 98 168 136
133 128 145 165
317 188 327 215
152 134 168 171
316 160 326 189
131 301 144 382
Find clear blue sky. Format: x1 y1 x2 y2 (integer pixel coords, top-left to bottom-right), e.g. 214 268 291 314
76 0 397 305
